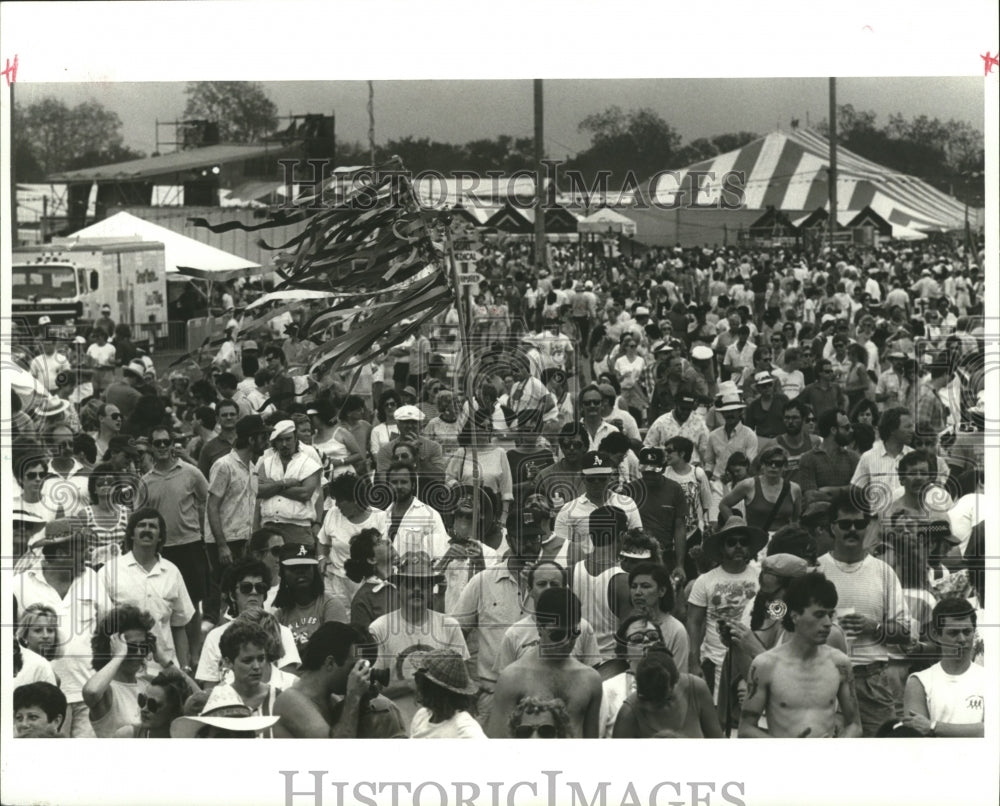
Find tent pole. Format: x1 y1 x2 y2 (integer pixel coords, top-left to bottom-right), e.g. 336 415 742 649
828 78 838 249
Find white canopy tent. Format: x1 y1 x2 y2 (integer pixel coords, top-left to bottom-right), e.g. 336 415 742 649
577 207 638 236
60 211 266 281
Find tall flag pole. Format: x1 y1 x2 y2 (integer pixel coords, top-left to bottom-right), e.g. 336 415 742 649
828 77 838 249
534 79 546 270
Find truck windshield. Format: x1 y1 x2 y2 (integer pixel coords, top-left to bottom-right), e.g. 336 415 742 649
12 265 78 300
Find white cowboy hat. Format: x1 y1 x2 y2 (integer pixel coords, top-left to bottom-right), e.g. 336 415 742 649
170 686 279 738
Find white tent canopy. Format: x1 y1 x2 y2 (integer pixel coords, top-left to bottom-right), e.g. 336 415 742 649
59 211 265 281
577 207 638 236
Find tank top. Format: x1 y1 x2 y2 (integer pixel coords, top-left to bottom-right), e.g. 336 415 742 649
83 505 130 567
910 662 985 726
745 477 794 534
89 679 142 738
572 562 622 659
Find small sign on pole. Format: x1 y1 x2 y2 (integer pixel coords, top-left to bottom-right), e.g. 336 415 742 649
454 250 482 262
457 272 483 285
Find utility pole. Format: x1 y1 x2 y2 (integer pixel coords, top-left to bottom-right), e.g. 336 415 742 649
10 80 18 247
533 79 546 270
828 77 838 249
368 81 376 166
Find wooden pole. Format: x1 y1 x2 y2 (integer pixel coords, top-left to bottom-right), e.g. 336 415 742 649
443 222 482 537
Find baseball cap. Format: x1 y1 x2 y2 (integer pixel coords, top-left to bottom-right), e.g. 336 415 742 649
393 405 425 422
279 543 318 566
638 446 666 469
581 451 615 475
242 340 259 352
635 306 650 317
691 345 714 361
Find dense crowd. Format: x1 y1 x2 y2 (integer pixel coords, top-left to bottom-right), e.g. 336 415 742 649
10 235 987 740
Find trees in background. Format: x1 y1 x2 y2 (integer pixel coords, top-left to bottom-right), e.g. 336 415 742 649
13 97 145 181
182 81 279 144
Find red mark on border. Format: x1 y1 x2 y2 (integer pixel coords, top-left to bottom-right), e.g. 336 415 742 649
861 25 873 33
1 54 18 87
983 51 999 76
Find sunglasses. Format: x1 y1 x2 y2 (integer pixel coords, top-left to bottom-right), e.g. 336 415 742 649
151 439 172 448
24 471 47 480
137 693 162 713
581 399 603 408
561 440 585 449
107 413 123 420
237 582 270 596
126 642 151 657
626 629 662 645
264 546 284 558
835 518 869 531
725 537 751 548
514 724 558 739
764 459 787 468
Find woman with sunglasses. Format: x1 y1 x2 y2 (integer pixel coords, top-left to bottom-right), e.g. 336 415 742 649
508 696 571 739
81 462 133 568
115 666 196 738
83 604 157 738
612 645 722 738
720 446 801 537
598 614 665 737
13 453 54 559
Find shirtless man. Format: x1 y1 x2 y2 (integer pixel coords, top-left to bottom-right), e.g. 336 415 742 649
738 572 862 738
487 587 602 738
272 622 406 738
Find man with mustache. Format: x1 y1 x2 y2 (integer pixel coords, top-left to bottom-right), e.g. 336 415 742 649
739 572 862 738
817 491 912 736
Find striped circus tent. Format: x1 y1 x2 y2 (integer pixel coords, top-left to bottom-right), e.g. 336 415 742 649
650 128 970 233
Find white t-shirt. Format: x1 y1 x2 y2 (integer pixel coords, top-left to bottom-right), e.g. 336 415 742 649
86 342 117 367
195 619 301 683
687 564 760 666
910 662 985 726
410 707 486 739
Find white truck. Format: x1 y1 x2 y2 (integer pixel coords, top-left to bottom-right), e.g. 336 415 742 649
11 240 168 342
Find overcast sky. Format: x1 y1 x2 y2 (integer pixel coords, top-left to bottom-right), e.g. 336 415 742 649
16 77 985 160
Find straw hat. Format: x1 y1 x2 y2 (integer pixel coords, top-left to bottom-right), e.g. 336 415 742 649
170 685 280 738
415 649 478 696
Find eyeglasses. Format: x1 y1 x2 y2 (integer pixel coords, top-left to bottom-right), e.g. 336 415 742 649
151 439 172 448
581 399 603 408
764 459 787 468
561 440 585 450
237 582 270 596
265 546 284 558
725 537 751 548
137 693 162 713
107 413 122 420
24 471 46 480
95 478 116 488
514 724 558 739
626 629 662 645
835 518 869 531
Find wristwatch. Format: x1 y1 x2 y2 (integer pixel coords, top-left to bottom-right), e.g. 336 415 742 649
928 720 938 736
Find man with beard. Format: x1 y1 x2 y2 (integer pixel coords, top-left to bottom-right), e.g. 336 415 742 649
817 491 911 736
797 408 859 505
738 572 862 738
487 587 602 738
686 516 764 699
369 552 470 727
